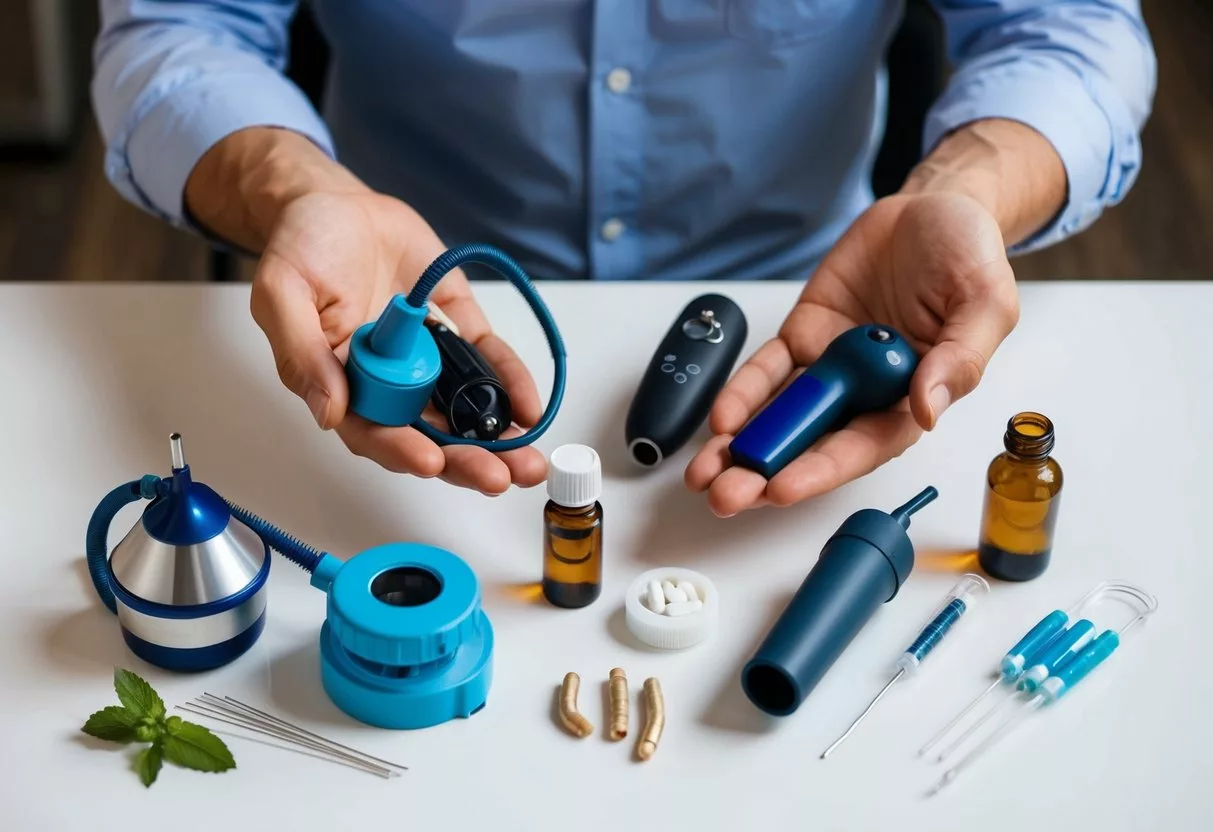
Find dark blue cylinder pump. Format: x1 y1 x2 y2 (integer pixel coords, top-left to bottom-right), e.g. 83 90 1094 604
742 486 938 716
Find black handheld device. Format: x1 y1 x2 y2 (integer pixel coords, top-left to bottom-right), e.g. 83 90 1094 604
624 294 747 468
425 320 512 441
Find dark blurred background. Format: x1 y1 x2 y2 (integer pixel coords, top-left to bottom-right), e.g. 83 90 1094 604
0 1 1208 283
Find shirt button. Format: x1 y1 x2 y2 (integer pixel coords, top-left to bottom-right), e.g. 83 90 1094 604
601 218 625 241
606 67 632 94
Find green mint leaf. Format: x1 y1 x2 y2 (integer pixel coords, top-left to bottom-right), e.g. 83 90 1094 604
81 706 139 743
113 669 165 720
135 743 163 788
161 722 235 773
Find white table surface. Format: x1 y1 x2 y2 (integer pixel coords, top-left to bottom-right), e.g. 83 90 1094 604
0 280 1210 831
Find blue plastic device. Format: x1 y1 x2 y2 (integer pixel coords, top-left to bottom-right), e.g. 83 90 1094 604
87 434 494 729
227 506 494 729
86 434 271 672
345 243 567 450
729 324 918 478
307 543 493 729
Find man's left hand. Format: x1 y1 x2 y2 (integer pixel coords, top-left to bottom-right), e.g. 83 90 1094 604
685 190 1020 516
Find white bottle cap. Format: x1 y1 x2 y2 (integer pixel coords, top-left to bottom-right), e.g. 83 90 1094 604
547 444 602 507
625 567 718 649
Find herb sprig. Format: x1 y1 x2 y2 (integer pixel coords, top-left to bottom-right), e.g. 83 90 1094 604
81 668 236 787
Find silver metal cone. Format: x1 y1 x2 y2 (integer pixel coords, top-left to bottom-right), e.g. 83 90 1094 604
109 515 268 607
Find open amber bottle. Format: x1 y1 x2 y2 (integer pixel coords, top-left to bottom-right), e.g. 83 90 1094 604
977 412 1063 582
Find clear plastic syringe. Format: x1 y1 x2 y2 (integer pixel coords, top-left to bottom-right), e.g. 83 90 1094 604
819 574 990 759
928 627 1121 795
918 580 1156 761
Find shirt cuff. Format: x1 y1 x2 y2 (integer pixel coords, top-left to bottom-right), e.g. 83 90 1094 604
108 68 335 231
922 56 1142 254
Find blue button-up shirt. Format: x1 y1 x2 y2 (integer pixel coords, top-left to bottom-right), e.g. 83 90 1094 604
91 1 1155 281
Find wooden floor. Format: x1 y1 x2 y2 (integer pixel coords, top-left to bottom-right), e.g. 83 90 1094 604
1 0 1209 283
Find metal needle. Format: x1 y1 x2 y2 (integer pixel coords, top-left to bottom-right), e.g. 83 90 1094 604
820 669 905 759
206 693 408 772
177 704 395 777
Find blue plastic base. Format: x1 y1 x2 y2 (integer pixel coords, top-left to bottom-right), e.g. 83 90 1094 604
318 612 494 729
120 611 266 673
346 318 441 427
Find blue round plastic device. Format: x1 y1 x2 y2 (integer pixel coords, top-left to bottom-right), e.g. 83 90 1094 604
308 542 494 730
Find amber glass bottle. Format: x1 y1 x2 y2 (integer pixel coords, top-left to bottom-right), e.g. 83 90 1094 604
542 444 603 608
978 412 1063 582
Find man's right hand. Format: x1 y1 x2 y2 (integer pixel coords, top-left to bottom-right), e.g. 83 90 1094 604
185 128 548 495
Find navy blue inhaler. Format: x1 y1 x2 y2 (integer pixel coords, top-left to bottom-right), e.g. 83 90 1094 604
728 325 918 479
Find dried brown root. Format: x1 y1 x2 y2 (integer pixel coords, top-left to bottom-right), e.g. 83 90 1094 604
558 672 594 738
609 668 629 740
636 677 664 761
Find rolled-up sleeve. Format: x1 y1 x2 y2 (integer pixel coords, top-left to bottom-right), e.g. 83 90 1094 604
91 0 335 229
924 1 1157 252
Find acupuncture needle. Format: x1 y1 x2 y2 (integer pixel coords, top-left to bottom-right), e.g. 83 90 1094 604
176 704 394 777
177 702 400 777
204 726 396 779
203 693 409 771
190 696 404 773
177 702 396 777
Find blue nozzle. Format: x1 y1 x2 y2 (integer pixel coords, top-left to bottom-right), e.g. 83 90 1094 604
368 295 429 359
891 486 938 529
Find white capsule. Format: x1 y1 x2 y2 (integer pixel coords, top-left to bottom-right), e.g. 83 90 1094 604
678 580 700 603
661 580 687 604
664 600 703 617
645 581 666 613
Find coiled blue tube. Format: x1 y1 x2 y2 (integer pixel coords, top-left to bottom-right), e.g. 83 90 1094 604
907 598 966 663
85 476 164 614
404 243 568 452
225 501 327 573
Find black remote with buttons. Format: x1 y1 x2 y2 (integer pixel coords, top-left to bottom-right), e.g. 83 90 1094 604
625 294 748 467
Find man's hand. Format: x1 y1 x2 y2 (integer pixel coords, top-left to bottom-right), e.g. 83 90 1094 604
685 118 1068 516
685 190 1019 516
186 128 547 494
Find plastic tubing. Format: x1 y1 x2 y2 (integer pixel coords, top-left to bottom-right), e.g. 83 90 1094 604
84 475 164 614
404 243 567 451
225 501 326 573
